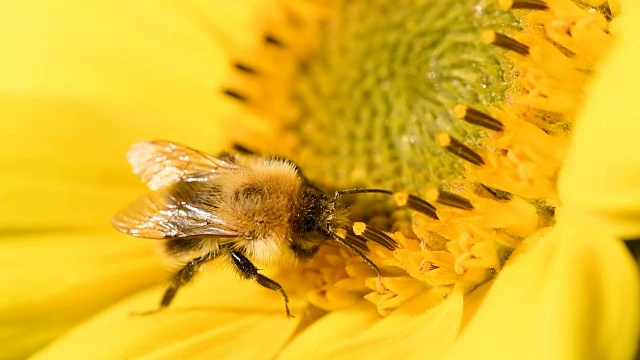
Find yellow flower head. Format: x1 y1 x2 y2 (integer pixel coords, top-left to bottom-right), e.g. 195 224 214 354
1 0 638 359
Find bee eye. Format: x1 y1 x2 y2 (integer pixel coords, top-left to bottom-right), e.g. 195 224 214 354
301 217 315 232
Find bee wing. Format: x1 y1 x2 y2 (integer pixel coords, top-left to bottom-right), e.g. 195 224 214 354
112 189 239 239
127 140 238 190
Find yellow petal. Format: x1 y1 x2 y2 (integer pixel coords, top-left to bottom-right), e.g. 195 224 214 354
31 268 306 360
446 221 639 360
276 302 380 360
0 95 227 232
0 1 256 123
558 1 640 239
0 0 271 231
0 231 165 359
280 291 462 360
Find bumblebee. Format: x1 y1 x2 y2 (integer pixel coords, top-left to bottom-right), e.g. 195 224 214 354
113 140 432 316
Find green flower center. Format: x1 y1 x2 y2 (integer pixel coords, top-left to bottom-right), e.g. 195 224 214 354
291 0 518 190
224 0 615 315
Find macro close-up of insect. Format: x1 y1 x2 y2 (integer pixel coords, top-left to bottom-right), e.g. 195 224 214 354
112 140 435 317
4 0 639 358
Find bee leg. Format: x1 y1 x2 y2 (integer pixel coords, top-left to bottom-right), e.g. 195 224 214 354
228 250 292 318
160 253 218 308
132 252 218 316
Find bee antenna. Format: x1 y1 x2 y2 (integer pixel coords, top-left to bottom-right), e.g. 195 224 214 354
325 228 382 278
336 188 393 196
335 188 439 220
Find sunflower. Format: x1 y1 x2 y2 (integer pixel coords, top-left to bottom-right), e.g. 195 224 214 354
1 0 638 359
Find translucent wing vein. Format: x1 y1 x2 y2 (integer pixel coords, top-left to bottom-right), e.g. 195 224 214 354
127 140 238 190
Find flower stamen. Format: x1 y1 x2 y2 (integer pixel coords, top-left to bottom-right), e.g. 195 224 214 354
454 252 474 274
500 0 549 11
352 222 398 251
454 105 505 132
481 31 530 56
426 188 475 211
394 192 439 220
437 133 485 167
233 62 259 75
264 34 285 48
222 88 250 103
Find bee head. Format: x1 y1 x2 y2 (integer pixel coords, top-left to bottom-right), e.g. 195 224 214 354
288 183 351 259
